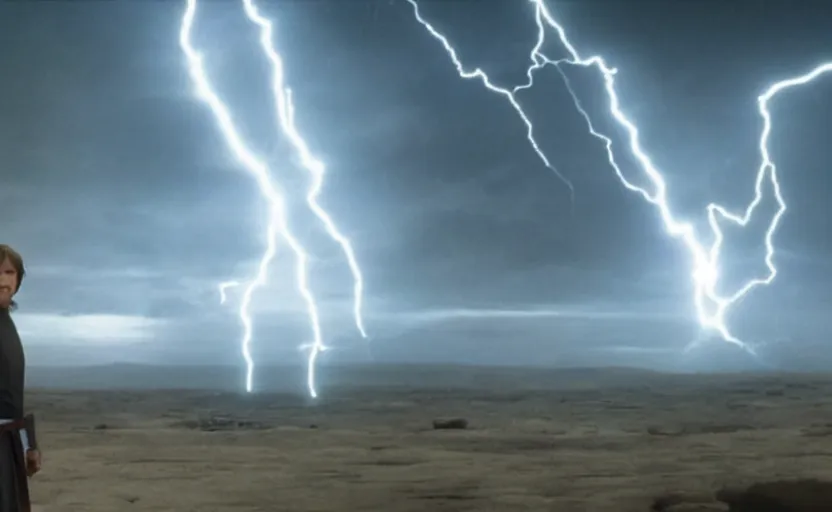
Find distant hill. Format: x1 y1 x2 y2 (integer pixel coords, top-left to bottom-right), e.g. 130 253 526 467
25 363 782 393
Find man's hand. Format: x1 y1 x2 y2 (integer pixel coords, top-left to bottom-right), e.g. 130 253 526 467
25 449 41 477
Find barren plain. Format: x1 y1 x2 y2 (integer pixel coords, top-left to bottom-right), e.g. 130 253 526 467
23 365 832 511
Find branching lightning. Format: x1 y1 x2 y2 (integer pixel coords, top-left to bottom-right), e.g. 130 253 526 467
401 3 575 203
408 0 832 351
181 0 367 397
241 0 367 340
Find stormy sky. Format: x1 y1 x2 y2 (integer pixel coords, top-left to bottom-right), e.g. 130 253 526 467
1 1 830 371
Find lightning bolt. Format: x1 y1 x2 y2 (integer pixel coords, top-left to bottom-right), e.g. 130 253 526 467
408 0 832 351
241 0 367 340
181 0 357 398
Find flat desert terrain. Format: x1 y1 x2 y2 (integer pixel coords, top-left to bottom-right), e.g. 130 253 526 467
22 365 832 511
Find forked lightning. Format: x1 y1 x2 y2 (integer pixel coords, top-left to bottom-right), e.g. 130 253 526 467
181 0 366 397
408 0 831 352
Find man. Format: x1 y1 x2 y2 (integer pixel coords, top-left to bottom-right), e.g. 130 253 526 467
0 245 40 512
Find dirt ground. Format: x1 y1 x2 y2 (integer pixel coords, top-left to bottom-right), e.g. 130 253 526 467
23 367 832 511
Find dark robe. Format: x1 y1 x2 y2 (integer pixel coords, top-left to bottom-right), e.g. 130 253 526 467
0 308 29 512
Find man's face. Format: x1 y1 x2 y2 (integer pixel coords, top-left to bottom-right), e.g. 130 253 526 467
0 258 18 308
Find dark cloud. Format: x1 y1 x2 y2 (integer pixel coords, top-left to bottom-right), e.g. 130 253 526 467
1 1 830 372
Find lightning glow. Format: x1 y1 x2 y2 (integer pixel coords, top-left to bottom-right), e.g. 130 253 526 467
180 0 330 397
408 0 832 351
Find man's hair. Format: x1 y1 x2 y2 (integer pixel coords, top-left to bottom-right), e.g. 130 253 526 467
0 245 25 309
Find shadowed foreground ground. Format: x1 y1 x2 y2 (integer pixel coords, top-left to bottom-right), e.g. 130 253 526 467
24 366 832 511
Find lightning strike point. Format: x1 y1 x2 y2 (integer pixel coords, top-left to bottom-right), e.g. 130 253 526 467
180 0 329 397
